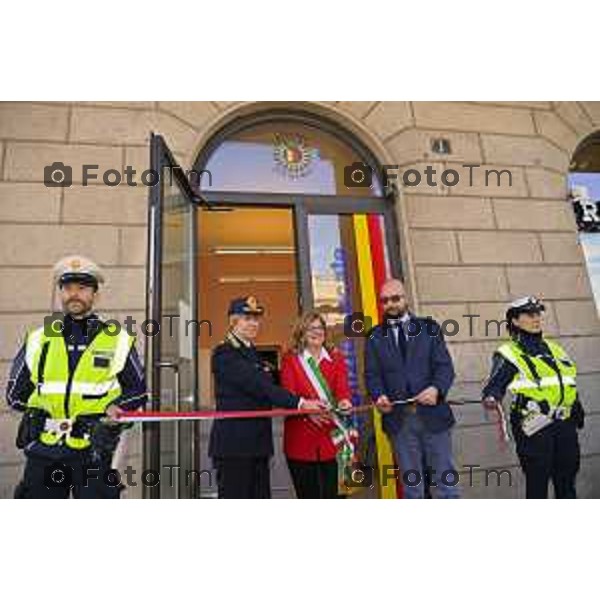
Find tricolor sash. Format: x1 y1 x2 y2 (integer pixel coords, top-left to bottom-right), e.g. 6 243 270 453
299 353 358 494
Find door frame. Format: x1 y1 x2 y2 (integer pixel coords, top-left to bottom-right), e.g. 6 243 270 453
145 133 201 499
199 190 403 312
145 135 403 499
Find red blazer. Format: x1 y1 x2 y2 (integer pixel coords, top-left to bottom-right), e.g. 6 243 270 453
280 347 352 462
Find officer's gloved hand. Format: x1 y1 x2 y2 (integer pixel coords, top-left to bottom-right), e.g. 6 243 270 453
571 399 585 430
539 400 552 415
90 413 123 460
15 408 48 449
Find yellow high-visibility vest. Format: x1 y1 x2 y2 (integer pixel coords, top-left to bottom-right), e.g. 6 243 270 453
496 339 577 417
25 322 134 450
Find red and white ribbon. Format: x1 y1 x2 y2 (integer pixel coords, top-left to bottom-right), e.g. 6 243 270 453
114 398 485 423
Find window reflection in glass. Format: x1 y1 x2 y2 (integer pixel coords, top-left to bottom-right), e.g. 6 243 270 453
308 214 361 407
568 171 600 314
308 214 360 328
201 121 383 197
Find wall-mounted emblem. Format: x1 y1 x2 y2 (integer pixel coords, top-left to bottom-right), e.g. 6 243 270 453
273 133 319 178
570 184 600 233
431 138 451 155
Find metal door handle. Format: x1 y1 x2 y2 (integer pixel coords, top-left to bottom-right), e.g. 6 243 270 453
156 361 181 498
157 361 180 410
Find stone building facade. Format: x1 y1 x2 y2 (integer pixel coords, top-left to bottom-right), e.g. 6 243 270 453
1 101 599 498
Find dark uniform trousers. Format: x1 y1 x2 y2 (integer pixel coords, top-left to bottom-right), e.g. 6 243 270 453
286 459 339 499
511 416 580 499
209 334 301 499
213 457 271 499
15 451 122 499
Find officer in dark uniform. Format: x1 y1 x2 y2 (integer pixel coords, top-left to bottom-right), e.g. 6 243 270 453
208 296 324 499
6 255 147 499
482 296 585 499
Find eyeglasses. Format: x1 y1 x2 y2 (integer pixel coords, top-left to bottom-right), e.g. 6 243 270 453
380 294 403 304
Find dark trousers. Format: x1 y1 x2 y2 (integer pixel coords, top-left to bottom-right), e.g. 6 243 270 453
213 456 271 499
512 418 580 499
14 453 122 499
287 459 340 499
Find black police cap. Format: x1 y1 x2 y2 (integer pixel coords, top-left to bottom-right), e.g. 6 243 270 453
228 295 265 316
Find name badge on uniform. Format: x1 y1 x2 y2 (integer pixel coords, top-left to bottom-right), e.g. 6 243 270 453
521 411 552 436
92 351 113 369
93 356 111 368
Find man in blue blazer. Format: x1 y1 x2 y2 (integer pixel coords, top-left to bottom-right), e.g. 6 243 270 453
364 279 459 498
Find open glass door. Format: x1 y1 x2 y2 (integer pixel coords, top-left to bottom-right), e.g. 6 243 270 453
144 133 199 499
295 198 403 498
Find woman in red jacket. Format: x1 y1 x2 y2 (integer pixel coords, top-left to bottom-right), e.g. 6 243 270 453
281 311 355 499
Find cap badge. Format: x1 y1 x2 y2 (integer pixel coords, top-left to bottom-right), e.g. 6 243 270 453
246 296 259 311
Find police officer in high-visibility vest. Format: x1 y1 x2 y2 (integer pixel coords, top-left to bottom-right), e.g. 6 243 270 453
482 296 585 499
6 256 147 498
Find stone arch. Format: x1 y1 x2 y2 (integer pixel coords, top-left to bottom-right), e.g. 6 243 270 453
185 101 418 302
541 102 600 161
185 101 397 172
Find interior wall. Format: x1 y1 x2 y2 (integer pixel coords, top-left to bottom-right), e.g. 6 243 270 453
197 207 299 405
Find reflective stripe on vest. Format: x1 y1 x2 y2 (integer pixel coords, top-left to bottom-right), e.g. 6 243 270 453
509 376 577 390
496 339 578 416
25 324 135 450
25 326 45 373
37 380 122 396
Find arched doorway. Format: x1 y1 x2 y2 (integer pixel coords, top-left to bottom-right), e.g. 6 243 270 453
145 110 403 498
569 131 600 313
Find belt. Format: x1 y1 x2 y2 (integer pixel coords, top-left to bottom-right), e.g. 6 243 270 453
553 407 569 421
517 399 569 421
44 418 73 438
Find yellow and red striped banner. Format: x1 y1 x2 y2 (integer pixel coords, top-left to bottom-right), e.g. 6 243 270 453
353 213 400 499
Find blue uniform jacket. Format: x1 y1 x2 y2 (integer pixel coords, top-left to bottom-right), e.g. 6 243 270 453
208 336 299 458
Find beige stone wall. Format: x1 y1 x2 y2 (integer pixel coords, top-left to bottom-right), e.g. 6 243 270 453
2 101 600 498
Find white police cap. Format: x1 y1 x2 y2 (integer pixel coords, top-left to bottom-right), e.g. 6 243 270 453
53 255 104 288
